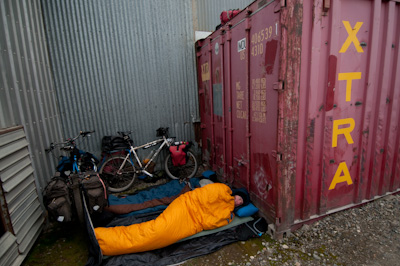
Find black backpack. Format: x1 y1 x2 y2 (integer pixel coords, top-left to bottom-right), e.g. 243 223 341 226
44 177 72 222
81 173 108 215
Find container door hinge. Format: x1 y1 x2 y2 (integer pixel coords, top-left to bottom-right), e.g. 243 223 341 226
272 150 282 161
245 17 251 30
323 0 330 12
273 81 284 92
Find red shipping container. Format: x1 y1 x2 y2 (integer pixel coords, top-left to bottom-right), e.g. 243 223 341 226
196 0 400 238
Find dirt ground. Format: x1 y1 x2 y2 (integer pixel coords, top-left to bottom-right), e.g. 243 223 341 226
22 192 400 266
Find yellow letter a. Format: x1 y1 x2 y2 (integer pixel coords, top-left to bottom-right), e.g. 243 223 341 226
329 162 353 190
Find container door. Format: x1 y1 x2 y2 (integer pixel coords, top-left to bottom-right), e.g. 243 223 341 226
229 22 250 188
223 32 233 180
197 42 213 163
294 0 400 222
248 6 280 216
210 37 225 171
321 0 400 212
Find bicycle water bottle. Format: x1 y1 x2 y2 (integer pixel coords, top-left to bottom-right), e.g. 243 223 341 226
142 150 155 165
142 150 156 174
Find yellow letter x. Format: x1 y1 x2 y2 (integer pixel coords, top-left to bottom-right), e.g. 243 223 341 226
339 21 364 53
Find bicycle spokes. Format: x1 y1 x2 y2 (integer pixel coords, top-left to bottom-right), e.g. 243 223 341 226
99 156 136 192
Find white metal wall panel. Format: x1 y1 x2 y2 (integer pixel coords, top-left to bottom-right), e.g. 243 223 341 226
0 127 44 265
0 0 63 191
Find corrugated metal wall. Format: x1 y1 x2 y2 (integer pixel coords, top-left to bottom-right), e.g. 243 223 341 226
40 0 253 158
193 0 253 31
41 0 198 157
0 127 44 265
0 0 62 192
0 0 255 188
1 1 55 263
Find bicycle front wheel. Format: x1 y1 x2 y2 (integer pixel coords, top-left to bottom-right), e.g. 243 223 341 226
164 150 198 180
99 156 136 192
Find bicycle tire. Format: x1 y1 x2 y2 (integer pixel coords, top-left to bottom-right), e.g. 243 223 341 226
99 155 136 192
164 150 198 180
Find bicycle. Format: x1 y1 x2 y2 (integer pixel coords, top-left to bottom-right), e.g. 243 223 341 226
45 130 100 223
45 130 99 181
98 127 198 192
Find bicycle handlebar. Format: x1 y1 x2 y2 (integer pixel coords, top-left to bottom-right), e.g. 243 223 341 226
80 130 95 137
45 130 95 152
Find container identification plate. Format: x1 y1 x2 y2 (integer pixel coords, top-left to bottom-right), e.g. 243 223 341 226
238 38 246 52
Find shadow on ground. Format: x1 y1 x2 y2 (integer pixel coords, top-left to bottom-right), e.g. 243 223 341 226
22 221 89 266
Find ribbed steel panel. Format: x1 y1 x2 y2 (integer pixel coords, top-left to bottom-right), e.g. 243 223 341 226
0 233 19 266
0 0 63 191
41 0 196 157
193 0 253 31
0 127 44 264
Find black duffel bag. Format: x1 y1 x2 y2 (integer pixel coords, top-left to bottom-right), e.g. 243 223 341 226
101 136 130 152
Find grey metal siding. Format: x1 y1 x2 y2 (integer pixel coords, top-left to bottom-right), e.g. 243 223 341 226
1 1 59 263
0 0 63 191
0 127 44 265
41 0 198 156
0 232 19 266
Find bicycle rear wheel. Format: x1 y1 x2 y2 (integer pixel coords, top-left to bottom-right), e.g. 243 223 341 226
99 156 136 192
164 150 198 180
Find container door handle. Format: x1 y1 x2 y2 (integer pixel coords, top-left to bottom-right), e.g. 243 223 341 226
271 150 282 161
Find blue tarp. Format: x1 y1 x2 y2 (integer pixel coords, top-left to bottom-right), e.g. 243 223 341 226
107 178 201 217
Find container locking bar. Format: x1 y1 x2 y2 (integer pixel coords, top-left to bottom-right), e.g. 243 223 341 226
273 81 284 92
323 0 330 12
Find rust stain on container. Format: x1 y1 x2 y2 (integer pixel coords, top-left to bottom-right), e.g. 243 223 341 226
265 40 278 74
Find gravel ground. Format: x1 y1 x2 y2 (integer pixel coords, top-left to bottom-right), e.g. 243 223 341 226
184 193 400 266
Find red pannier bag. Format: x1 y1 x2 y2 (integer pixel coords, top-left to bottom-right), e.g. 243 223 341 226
220 9 241 25
169 144 187 166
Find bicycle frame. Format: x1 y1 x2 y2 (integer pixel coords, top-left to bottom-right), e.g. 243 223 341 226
117 136 172 177
47 131 97 178
71 150 82 174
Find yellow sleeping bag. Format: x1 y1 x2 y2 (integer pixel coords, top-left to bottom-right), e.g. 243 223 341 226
94 183 235 256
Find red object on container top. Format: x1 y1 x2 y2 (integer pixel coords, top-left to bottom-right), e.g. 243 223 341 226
220 10 241 25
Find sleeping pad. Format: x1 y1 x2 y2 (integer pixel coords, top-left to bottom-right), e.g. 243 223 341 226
94 183 235 256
